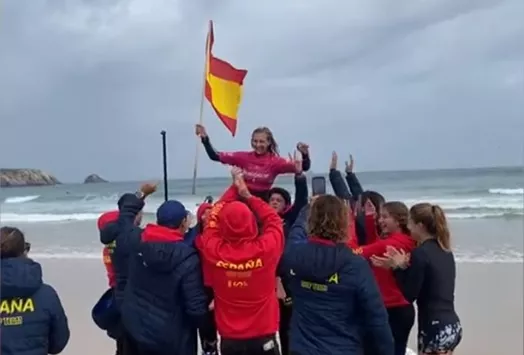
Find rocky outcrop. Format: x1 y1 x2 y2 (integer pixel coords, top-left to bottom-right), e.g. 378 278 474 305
84 174 108 184
0 169 60 187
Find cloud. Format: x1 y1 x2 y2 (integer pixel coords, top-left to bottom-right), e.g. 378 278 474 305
1 0 522 181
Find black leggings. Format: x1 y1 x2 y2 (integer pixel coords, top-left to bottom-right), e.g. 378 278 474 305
279 300 292 355
199 287 218 348
387 304 415 355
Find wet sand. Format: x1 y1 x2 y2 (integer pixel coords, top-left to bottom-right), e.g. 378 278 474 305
38 259 523 355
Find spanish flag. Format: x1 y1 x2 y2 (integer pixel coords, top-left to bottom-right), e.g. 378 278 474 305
204 21 248 136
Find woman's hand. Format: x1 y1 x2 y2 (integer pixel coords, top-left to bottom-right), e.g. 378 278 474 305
195 124 207 138
345 154 354 173
296 142 309 156
288 151 303 174
139 182 158 197
364 198 376 217
386 246 410 269
232 168 251 199
330 151 338 170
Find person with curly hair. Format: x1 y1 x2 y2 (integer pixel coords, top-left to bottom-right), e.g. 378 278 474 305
279 195 394 355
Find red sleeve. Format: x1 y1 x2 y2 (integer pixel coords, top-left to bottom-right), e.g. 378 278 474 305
218 151 247 167
364 215 380 244
246 196 284 254
346 223 358 249
354 236 407 259
217 185 238 203
272 156 298 175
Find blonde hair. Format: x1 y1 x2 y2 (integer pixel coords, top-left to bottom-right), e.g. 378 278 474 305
410 203 451 251
252 127 279 155
307 195 348 242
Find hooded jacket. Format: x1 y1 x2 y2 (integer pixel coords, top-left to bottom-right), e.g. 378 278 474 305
121 224 208 355
280 207 394 355
99 193 144 309
353 227 416 308
196 193 284 339
98 211 119 288
1 258 70 355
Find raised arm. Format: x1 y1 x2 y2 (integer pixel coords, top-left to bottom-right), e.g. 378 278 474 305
296 142 311 172
196 124 246 166
286 205 309 245
286 173 309 224
329 152 351 200
344 154 364 198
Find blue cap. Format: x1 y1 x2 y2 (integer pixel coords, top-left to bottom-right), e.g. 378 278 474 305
156 200 188 228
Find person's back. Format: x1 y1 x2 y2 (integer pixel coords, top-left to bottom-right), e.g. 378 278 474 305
1 227 70 355
281 197 394 355
121 201 208 355
197 172 284 355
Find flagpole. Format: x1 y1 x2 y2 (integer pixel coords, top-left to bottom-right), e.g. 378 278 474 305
191 21 212 196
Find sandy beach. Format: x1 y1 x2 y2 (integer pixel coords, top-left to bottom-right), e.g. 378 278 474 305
37 259 523 355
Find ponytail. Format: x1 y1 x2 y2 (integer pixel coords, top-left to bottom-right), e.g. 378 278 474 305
432 205 451 251
410 203 452 252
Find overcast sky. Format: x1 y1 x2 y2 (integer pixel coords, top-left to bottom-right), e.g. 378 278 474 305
1 0 523 182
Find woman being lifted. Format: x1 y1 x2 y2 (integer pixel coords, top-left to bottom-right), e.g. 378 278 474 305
195 124 310 200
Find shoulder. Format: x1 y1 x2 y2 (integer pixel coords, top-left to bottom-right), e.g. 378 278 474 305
34 283 63 310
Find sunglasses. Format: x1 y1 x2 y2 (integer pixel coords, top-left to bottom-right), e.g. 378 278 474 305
24 242 31 253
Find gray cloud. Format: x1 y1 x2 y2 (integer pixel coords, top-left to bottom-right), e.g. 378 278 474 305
1 0 522 182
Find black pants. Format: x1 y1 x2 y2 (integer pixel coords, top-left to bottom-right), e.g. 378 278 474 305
199 287 218 351
122 332 159 355
279 300 293 355
364 304 415 355
387 304 415 355
221 334 281 355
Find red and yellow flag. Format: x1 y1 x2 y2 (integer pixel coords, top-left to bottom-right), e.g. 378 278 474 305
204 21 248 137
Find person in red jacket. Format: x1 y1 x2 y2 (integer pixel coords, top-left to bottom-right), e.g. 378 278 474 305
98 211 119 288
353 201 416 355
195 123 311 200
197 169 284 355
97 210 120 355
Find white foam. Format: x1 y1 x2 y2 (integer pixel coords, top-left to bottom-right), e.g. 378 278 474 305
0 213 101 223
3 195 40 204
489 188 523 195
30 251 523 263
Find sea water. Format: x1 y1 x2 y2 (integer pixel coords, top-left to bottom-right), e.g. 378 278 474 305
1 166 522 263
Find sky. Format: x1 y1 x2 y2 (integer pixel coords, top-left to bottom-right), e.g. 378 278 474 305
1 0 523 182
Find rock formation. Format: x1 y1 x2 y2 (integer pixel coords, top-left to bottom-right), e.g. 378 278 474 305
83 174 108 184
0 169 60 187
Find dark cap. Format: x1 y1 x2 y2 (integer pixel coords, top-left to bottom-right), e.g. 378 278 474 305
156 200 188 228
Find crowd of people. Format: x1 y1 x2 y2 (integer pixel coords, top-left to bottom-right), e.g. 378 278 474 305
0 124 462 355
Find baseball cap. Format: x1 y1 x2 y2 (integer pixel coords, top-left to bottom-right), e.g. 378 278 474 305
156 200 188 228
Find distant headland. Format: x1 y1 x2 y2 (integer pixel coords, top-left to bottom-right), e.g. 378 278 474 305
0 169 61 187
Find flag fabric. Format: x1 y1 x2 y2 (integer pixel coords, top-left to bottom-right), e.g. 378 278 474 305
204 21 248 136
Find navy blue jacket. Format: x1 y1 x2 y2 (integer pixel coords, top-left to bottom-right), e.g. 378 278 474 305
1 258 70 355
280 207 394 355
100 193 144 309
121 224 208 355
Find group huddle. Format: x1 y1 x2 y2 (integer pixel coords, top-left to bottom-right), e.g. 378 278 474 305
0 125 462 355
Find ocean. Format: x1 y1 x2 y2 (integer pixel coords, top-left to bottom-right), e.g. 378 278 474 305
1 166 522 263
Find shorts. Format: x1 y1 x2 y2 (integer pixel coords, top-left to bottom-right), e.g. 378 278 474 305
418 321 462 354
